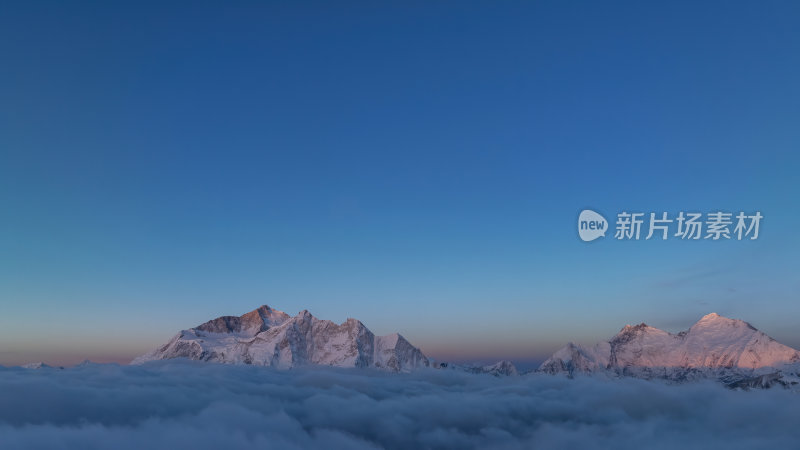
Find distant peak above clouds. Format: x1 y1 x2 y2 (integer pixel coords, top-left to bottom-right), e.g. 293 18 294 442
132 305 431 372
21 307 800 389
132 305 518 376
20 362 60 370
539 313 800 387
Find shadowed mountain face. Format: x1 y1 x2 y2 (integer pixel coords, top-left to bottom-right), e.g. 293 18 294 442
194 305 290 335
132 305 430 372
539 313 800 387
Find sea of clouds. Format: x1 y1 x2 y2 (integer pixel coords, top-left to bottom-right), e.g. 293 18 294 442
0 360 799 449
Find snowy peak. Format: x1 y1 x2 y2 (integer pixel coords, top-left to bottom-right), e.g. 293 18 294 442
479 360 519 377
432 360 520 377
252 305 292 326
694 312 745 327
612 323 670 342
21 362 52 369
701 312 722 320
538 341 611 375
132 305 430 372
681 313 797 369
195 305 290 335
539 313 800 382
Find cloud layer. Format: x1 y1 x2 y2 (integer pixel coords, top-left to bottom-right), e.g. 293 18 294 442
1 361 799 449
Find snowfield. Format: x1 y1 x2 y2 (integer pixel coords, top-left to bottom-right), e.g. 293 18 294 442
1 361 800 450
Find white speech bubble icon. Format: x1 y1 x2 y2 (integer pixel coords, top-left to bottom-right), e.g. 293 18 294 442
578 209 607 242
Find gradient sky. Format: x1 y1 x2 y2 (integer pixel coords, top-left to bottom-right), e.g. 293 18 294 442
1 1 799 367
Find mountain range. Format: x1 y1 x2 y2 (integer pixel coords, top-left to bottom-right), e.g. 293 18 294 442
132 305 430 372
539 312 800 388
132 307 800 388
132 305 512 375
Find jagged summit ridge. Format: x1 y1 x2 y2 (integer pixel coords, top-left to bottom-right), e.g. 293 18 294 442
195 305 290 335
132 305 430 372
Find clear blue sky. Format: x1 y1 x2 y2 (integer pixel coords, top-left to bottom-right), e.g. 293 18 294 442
1 1 799 367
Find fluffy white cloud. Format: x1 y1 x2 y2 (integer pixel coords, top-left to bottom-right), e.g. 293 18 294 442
0 361 799 449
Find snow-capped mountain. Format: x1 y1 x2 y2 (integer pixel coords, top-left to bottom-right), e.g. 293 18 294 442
539 313 800 387
473 360 519 377
132 305 430 372
20 362 64 370
432 360 519 377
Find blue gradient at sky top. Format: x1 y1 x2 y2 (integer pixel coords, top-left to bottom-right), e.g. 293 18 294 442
1 1 799 366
